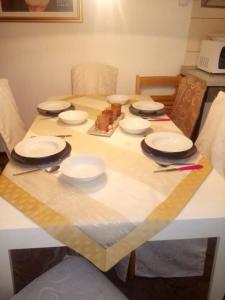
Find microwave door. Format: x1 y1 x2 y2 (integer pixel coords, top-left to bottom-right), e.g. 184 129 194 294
219 47 225 69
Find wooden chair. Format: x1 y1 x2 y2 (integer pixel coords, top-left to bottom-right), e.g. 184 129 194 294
10 256 128 300
0 79 26 157
71 64 118 96
135 75 207 138
135 75 181 116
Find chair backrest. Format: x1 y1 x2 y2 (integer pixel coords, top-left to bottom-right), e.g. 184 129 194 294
135 75 181 115
71 63 118 96
0 79 26 155
196 91 225 178
170 75 206 138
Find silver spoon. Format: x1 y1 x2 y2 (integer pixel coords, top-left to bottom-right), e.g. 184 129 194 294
13 165 60 176
155 162 195 168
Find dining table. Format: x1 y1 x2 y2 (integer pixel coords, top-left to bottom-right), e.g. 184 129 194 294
0 95 225 300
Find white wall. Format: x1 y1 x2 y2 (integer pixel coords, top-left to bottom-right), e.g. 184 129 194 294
184 0 225 65
0 0 192 126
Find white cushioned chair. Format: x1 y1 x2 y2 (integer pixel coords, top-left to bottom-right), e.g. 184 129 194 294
11 256 128 300
0 79 26 157
71 63 118 96
196 90 225 178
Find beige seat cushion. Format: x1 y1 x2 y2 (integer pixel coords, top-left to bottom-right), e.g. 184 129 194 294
171 75 206 138
11 256 128 300
0 79 26 154
71 64 118 96
196 91 225 178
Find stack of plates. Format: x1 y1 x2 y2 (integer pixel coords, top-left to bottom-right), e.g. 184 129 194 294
11 136 71 165
37 100 75 116
141 132 196 160
130 101 165 117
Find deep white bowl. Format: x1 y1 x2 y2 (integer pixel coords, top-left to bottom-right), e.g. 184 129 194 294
58 110 88 125
107 95 129 105
119 118 151 134
60 155 106 182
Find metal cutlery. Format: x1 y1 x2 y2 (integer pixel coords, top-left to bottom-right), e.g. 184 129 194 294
141 116 171 121
13 165 60 176
153 164 203 173
39 116 58 120
30 135 72 138
155 161 195 167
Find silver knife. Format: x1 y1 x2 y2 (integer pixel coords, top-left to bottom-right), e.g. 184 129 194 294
30 135 72 138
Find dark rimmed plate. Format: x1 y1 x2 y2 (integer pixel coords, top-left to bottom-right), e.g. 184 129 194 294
129 105 165 117
37 104 75 116
11 142 72 165
141 139 197 159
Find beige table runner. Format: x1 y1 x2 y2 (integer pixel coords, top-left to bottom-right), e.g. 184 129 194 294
0 96 212 271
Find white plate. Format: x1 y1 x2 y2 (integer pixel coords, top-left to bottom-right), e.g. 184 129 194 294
59 110 88 125
119 118 151 134
60 155 106 182
14 136 66 158
132 101 164 112
145 132 193 153
107 95 129 105
38 100 71 112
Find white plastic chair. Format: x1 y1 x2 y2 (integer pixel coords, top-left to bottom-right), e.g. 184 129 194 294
196 91 225 178
71 64 118 96
10 256 128 300
0 79 26 156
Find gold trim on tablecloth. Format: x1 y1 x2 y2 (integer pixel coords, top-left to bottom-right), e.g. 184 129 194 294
0 157 212 271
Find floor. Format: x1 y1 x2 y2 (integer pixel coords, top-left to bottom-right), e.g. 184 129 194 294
0 153 222 299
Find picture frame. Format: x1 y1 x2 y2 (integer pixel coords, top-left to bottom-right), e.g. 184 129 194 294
0 0 82 23
201 0 225 8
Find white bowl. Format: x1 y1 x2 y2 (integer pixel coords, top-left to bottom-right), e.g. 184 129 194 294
58 110 88 125
107 95 129 105
60 155 106 182
119 118 151 134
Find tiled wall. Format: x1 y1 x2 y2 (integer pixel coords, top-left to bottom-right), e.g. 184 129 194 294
184 0 225 66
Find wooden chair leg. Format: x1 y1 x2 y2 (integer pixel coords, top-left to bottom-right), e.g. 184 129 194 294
127 250 136 280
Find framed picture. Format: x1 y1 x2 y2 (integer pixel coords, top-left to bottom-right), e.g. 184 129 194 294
201 0 225 8
0 0 82 22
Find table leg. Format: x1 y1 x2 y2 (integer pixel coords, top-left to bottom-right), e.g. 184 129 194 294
127 250 136 280
208 236 225 300
0 247 14 300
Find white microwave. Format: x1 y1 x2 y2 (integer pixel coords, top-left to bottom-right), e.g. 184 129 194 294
197 40 225 74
